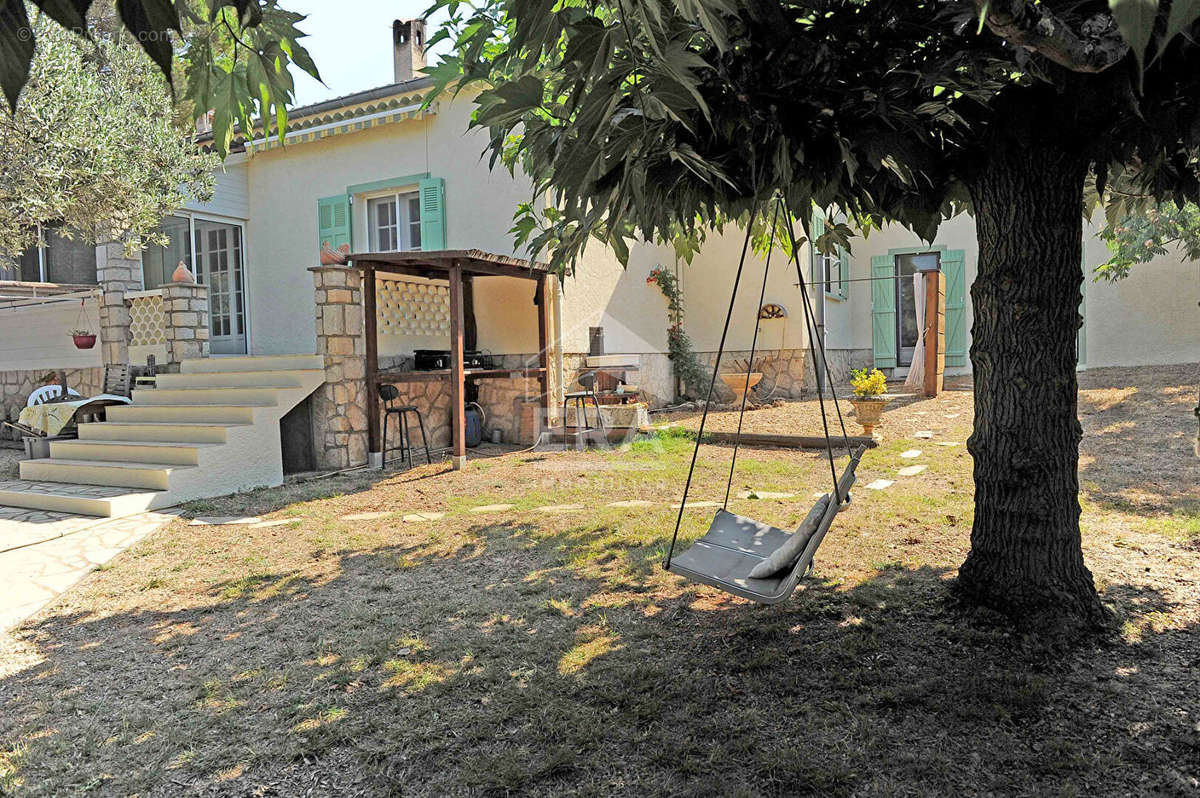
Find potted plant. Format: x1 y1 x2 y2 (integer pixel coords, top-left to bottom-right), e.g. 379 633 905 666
69 329 96 349
848 367 890 436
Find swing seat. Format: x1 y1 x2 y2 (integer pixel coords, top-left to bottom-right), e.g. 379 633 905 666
666 447 864 604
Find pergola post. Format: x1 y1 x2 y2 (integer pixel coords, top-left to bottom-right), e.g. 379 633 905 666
448 261 467 469
363 262 381 468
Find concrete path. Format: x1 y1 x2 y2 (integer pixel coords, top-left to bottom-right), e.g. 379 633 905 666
0 510 175 633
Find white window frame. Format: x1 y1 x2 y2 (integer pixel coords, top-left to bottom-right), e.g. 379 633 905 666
139 210 251 352
361 188 422 252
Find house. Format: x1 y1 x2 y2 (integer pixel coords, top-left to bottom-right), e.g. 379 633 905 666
0 17 1195 517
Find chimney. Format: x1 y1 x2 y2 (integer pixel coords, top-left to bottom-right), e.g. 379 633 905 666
393 18 427 83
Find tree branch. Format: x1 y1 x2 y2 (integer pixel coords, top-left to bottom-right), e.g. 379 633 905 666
976 0 1129 73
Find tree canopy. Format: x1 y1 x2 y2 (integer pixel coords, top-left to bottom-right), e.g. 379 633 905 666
428 0 1200 271
0 12 216 259
0 1 320 158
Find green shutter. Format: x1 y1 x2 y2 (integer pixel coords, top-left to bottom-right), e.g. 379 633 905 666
419 177 446 250
317 194 351 252
837 246 850 299
942 249 967 367
871 254 897 368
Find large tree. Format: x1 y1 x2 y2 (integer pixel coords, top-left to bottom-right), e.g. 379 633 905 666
428 0 1200 634
0 11 216 259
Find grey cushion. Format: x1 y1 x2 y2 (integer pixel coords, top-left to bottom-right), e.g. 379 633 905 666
748 494 830 579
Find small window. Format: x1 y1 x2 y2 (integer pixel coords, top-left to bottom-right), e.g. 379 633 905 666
367 191 422 252
15 224 97 284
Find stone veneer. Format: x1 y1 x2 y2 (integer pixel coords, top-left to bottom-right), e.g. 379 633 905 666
96 243 141 367
309 266 369 470
160 283 211 368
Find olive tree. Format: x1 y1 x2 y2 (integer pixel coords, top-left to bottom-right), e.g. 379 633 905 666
428 0 1200 634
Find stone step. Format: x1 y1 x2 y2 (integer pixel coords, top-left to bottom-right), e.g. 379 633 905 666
154 369 323 390
0 479 161 517
77 421 242 444
20 458 190 491
49 439 214 467
131 386 281 406
180 354 324 374
106 403 261 425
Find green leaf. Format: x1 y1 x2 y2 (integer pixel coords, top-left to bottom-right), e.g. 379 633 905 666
31 0 93 32
1109 0 1160 71
115 0 182 84
1163 0 1200 44
0 0 34 110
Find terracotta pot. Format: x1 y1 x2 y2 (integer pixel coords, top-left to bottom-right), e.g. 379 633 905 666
71 333 97 350
720 372 763 404
320 242 350 265
171 261 196 284
849 396 889 436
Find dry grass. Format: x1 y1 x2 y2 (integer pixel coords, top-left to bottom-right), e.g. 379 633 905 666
0 366 1197 797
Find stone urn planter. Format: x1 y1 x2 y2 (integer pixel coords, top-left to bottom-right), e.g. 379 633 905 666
720 372 763 405
848 396 890 437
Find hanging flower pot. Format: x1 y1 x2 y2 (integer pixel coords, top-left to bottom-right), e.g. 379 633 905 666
69 330 97 349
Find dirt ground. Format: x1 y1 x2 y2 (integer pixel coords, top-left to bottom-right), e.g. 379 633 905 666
0 364 1197 797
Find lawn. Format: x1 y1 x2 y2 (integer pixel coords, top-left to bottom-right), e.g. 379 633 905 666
0 365 1197 796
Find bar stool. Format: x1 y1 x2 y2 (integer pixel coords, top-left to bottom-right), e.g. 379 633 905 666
562 370 605 448
378 383 432 468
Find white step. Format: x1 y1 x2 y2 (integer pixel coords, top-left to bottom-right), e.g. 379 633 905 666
49 439 212 466
154 369 323 389
131 386 281 407
106 403 260 425
180 354 324 374
0 479 161 517
20 458 190 491
78 421 239 444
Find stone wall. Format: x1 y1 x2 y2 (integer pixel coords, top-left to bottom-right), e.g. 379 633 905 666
475 353 545 444
375 378 453 452
1 367 103 438
802 348 874 392
309 266 369 470
161 283 211 368
95 242 141 367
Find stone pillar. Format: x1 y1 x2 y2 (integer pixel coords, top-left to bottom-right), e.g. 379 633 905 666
161 283 211 368
309 266 368 470
95 242 141 366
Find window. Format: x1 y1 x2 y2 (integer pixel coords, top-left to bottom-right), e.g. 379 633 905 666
818 248 840 295
140 215 192 290
367 191 422 252
13 225 97 284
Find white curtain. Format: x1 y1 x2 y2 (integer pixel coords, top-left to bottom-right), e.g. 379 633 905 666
904 272 927 391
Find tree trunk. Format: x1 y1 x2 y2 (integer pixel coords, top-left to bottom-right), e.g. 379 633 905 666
958 114 1109 635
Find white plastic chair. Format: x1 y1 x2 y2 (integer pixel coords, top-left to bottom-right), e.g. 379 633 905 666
26 385 81 407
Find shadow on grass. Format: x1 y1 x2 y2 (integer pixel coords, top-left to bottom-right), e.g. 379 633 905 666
1 521 1197 797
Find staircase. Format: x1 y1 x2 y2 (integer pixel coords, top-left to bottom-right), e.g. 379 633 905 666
0 355 325 517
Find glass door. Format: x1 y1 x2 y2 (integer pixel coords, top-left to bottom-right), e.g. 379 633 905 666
194 219 247 354
895 252 940 368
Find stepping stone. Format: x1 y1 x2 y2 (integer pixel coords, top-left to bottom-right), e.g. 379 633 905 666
936 442 960 447
402 512 445 522
897 465 928 477
189 516 261 526
671 500 721 509
250 519 295 529
536 504 585 513
736 491 795 500
900 449 922 459
914 431 934 439
943 413 961 419
470 504 515 514
341 511 392 521
608 500 653 508
865 479 894 491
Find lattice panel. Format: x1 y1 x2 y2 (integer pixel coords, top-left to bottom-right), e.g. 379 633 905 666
128 293 166 347
376 278 451 338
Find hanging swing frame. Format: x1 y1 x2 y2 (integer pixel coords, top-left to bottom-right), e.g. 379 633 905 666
662 196 867 603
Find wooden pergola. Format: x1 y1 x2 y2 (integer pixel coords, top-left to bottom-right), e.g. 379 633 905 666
348 249 554 469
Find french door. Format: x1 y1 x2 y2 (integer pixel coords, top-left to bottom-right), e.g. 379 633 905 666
895 252 941 368
194 219 247 354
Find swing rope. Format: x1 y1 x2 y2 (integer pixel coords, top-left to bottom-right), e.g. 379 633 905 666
722 201 782 509
664 217 758 571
